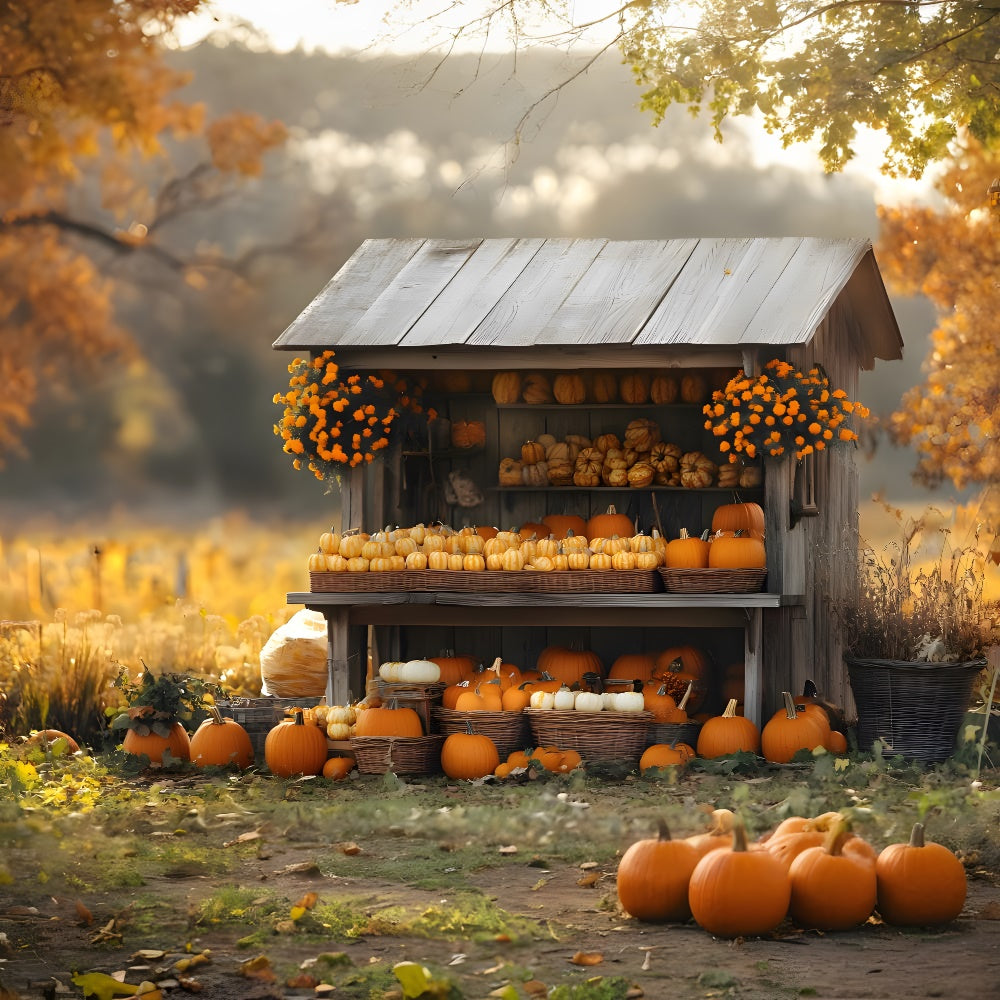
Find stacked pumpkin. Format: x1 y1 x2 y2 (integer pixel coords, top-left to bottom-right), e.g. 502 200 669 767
490 369 712 406
493 746 583 778
500 420 726 490
616 809 968 936
661 502 767 572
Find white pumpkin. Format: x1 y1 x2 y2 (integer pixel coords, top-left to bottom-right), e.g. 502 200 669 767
553 687 576 711
612 690 646 713
601 692 618 710
530 690 556 710
326 721 352 740
378 661 406 682
574 691 604 713
313 704 330 726
398 659 441 684
326 705 355 725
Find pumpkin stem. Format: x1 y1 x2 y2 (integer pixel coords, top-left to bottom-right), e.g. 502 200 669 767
489 656 503 675
699 529 711 541
207 705 225 726
729 815 750 853
822 815 852 857
293 710 305 727
677 682 693 713
908 822 926 848
781 690 797 720
678 527 690 539
655 817 673 841
721 698 739 719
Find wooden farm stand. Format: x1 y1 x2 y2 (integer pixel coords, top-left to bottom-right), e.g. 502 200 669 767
275 237 902 727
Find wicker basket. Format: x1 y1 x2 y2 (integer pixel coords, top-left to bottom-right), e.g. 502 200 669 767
659 567 766 593
646 721 702 749
375 681 446 732
525 570 662 593
349 734 446 775
217 696 324 768
431 707 531 760
310 571 413 592
846 656 985 764
523 709 653 763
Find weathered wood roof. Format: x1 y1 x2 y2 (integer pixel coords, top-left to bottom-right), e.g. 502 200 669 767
274 237 903 369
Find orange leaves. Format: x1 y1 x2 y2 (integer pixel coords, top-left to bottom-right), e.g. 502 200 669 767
207 112 288 177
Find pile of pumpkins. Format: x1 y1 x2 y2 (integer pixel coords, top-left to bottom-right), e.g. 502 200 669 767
500 420 762 491
616 807 967 935
306 501 767 576
490 368 713 407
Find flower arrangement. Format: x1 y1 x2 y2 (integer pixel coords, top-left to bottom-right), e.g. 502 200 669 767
703 359 870 461
273 350 435 481
109 664 221 737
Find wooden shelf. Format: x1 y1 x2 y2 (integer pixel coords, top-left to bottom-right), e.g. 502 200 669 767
490 485 763 493
402 446 485 459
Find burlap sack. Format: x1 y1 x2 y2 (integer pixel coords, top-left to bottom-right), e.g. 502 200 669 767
259 609 328 698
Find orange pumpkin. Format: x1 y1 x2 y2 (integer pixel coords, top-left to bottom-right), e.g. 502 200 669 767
352 701 424 738
536 646 603 686
541 513 588 540
553 373 586 404
429 652 478 686
607 653 658 683
590 371 618 402
711 502 765 539
322 756 356 780
491 371 521 404
264 711 328 777
122 721 191 765
585 505 634 541
696 699 761 757
619 372 650 404
709 530 766 569
665 528 711 568
616 818 699 922
450 420 486 449
190 707 254 769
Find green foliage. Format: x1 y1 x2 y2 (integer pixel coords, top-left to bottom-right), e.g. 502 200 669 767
109 664 222 736
548 977 632 1000
621 1 1000 177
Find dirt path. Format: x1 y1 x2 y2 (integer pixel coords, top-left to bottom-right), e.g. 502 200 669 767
3 834 999 1000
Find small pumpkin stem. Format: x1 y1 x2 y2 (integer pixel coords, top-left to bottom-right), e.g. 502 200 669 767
208 705 224 726
679 528 690 539
293 711 305 727
656 817 672 841
909 822 926 848
699 529 711 541
489 656 503 676
782 690 797 720
730 816 750 853
677 682 693 713
722 698 739 719
822 815 851 856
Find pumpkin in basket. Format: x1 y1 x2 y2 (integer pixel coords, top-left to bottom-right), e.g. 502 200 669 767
712 501 765 539
542 513 587 540
441 723 501 780
665 528 711 568
585 504 634 541
536 646 603 687
607 652 657 683
451 420 486 449
709 530 766 569
352 700 424 738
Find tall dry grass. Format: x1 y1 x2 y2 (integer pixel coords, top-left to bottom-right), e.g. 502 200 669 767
0 511 333 742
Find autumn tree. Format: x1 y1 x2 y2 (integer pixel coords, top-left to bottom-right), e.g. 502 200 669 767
876 137 1000 491
0 0 286 462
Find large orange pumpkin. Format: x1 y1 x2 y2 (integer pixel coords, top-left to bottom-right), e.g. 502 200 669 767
536 645 604 686
585 505 634 541
541 514 588 540
122 722 191 764
607 653 657 683
264 711 328 777
711 502 765 539
190 707 254 769
429 652 478 686
617 818 699 922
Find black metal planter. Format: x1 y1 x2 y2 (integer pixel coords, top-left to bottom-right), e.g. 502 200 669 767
845 656 986 764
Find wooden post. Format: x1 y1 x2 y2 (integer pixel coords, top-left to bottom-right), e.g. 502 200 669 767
743 607 763 728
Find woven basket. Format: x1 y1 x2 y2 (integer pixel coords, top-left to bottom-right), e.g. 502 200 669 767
523 709 653 763
420 570 527 592
526 570 662 593
646 721 702 749
349 734 446 775
846 656 985 764
431 707 531 760
310 571 415 592
659 567 766 593
375 681 446 732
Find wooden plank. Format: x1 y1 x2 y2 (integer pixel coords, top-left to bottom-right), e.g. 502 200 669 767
536 240 698 345
466 239 607 347
332 239 483 348
399 238 546 347
273 239 425 349
638 238 805 347
742 238 869 345
744 608 763 727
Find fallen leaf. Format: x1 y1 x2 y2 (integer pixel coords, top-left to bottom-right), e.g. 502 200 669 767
70 971 139 1000
570 952 604 966
577 872 602 888
223 831 262 848
129 951 165 962
978 902 1000 920
498 845 518 855
340 842 362 856
273 862 322 878
641 951 652 971
238 956 276 982
294 892 319 911
579 861 599 870
447 954 466 966
175 976 202 993
522 980 547 997
74 901 94 926
284 973 318 989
